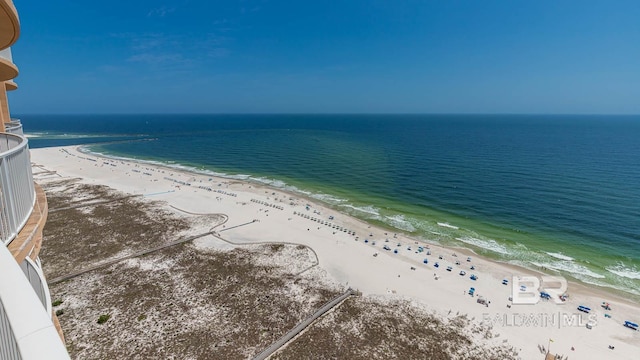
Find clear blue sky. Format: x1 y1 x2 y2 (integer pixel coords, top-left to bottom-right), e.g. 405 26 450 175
10 0 640 114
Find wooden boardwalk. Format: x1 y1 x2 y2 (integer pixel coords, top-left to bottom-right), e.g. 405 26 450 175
252 288 357 360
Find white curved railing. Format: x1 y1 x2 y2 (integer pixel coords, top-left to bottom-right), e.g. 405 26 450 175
19 257 52 315
0 245 70 360
0 47 12 62
5 120 22 136
0 133 35 245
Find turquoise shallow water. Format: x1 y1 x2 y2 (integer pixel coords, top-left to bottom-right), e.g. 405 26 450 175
23 114 640 299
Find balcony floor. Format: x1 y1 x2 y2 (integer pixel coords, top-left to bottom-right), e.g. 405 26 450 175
7 182 48 263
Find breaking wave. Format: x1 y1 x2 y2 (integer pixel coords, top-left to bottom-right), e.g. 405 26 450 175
546 252 575 261
383 214 416 232
606 263 640 280
455 236 511 256
339 204 382 218
530 261 606 279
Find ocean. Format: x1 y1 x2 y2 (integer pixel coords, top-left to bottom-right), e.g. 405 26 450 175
21 114 640 299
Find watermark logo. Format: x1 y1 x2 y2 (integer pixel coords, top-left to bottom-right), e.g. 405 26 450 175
512 275 567 305
482 311 597 328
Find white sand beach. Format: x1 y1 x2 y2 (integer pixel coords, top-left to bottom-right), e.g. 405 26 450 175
31 146 640 359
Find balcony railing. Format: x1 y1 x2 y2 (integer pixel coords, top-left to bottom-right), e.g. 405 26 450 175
0 245 70 360
5 120 22 136
19 257 52 315
0 47 12 62
0 47 18 81
0 133 35 245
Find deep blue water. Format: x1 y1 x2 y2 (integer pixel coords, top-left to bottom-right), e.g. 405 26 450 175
21 114 640 297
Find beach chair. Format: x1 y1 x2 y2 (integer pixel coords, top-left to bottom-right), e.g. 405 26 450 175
577 305 591 313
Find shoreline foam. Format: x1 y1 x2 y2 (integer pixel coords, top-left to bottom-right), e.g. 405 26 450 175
77 144 640 301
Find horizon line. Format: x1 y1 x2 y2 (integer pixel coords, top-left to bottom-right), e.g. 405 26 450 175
13 112 640 117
